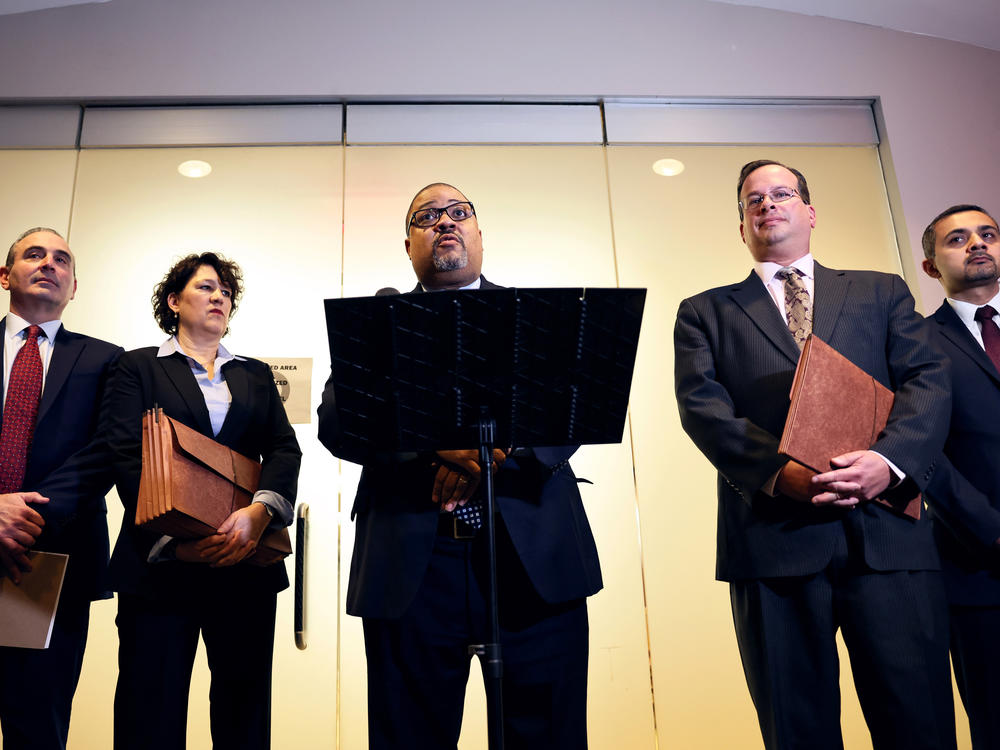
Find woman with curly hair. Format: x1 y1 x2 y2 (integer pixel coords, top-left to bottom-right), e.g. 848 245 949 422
103 252 300 750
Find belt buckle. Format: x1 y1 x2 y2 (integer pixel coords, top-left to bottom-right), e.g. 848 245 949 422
453 516 476 540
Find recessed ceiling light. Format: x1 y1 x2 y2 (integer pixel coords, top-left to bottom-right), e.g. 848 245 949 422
178 160 212 178
652 158 685 177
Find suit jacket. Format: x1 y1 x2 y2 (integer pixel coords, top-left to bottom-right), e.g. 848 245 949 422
0 319 122 605
102 346 301 602
924 302 1000 606
674 264 950 582
317 276 603 619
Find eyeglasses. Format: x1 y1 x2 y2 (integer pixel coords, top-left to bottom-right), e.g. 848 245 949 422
738 188 800 218
408 201 476 229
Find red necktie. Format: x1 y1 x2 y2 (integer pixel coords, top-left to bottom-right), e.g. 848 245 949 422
0 325 43 493
975 305 1000 373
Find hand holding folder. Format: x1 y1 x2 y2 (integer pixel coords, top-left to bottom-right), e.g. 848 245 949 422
137 409 292 565
778 335 922 519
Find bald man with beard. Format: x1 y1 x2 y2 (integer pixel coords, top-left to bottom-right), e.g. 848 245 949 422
319 183 602 750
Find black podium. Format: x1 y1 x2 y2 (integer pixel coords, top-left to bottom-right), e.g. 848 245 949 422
324 286 645 749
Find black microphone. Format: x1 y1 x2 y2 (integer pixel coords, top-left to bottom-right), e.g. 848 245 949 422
375 287 401 296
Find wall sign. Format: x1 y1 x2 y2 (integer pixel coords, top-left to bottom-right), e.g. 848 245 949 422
261 357 313 424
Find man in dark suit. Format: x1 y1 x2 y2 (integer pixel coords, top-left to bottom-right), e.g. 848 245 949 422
920 204 1000 750
0 227 121 750
318 183 602 750
674 161 956 750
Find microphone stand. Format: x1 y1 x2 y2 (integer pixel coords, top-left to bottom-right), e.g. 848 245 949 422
468 407 504 750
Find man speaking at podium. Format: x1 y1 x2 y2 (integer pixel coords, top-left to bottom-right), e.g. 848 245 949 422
318 183 602 750
674 161 956 750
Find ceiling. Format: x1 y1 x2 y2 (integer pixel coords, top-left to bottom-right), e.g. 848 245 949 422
1 0 998 52
711 0 1000 52
0 0 107 14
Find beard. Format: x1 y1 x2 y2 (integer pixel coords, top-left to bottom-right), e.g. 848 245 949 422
432 239 468 272
965 255 999 285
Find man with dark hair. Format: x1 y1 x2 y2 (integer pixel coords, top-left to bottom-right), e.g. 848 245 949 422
674 161 956 750
0 227 121 749
736 159 811 218
318 183 602 749
920 203 993 260
921 203 1000 750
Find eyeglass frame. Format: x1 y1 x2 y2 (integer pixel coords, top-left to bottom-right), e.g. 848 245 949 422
408 201 477 230
737 187 802 220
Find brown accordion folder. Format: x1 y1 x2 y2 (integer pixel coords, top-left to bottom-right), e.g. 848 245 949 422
778 335 921 520
136 409 292 566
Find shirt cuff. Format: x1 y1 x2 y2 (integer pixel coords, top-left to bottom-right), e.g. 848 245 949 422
147 535 174 563
253 490 293 528
871 451 905 486
762 467 782 496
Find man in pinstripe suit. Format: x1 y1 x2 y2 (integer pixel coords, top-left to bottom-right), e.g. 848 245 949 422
674 160 956 750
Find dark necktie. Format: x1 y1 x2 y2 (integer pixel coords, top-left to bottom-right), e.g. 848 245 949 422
0 325 43 493
975 305 1000 373
776 267 812 350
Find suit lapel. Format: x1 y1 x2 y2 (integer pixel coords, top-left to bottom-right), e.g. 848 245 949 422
158 353 214 435
811 263 850 342
730 271 801 365
934 302 1000 385
37 325 85 425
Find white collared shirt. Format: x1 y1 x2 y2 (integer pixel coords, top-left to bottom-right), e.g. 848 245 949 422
945 291 1000 350
751 254 904 486
3 313 63 408
148 336 289 562
157 336 244 437
754 253 815 324
420 276 483 292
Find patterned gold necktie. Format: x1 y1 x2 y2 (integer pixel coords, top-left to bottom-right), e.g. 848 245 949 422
776 267 812 350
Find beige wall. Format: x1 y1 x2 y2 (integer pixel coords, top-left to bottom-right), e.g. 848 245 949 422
0 139 972 748
0 0 999 311
1 2 994 744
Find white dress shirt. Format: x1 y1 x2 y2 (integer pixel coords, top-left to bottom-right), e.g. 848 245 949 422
754 254 815 324
751 254 903 487
420 276 482 292
149 336 290 561
945 291 1000 350
3 313 62 408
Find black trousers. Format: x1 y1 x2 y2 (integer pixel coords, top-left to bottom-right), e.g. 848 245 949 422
114 588 277 750
362 518 590 750
0 599 90 750
731 529 956 750
950 604 1000 750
